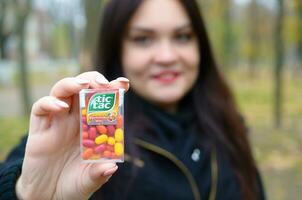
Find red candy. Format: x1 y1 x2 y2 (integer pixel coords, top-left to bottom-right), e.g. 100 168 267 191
94 144 106 153
82 124 89 131
82 139 95 148
106 145 114 152
106 125 115 136
88 127 97 140
82 116 87 124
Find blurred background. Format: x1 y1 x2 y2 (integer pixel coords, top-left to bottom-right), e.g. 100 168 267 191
0 0 301 199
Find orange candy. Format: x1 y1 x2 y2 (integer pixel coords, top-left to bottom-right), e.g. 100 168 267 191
90 154 101 160
103 150 112 158
96 125 107 134
82 148 93 160
82 131 89 139
116 115 123 128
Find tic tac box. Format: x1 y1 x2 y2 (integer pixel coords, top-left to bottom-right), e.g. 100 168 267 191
79 88 125 163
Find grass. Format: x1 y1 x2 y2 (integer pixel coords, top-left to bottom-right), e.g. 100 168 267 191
0 68 301 199
0 117 28 159
228 68 302 200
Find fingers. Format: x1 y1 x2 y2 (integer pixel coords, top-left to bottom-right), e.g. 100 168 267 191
76 71 130 92
76 71 109 89
109 77 130 92
50 77 90 98
82 162 118 196
31 96 69 116
50 71 130 99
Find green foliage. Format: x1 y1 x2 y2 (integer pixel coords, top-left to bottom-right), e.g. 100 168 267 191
50 24 72 59
0 117 28 160
200 0 301 72
284 14 302 45
201 0 234 67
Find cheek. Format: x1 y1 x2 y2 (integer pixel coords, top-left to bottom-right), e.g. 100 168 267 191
188 45 200 69
181 45 200 76
122 48 150 76
180 46 200 89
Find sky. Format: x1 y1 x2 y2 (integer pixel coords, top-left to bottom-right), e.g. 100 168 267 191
33 0 276 25
235 0 276 10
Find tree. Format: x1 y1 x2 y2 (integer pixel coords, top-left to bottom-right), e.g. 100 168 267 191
220 0 233 69
203 0 234 69
292 0 302 75
15 0 32 116
245 0 261 77
284 0 302 76
80 0 105 71
0 1 9 59
274 0 284 128
0 1 6 58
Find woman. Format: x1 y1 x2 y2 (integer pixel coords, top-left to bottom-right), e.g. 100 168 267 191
0 0 265 199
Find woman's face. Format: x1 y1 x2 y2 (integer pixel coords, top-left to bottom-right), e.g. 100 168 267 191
122 0 200 112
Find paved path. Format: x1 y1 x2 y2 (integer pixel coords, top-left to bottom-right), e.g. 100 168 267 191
0 85 52 116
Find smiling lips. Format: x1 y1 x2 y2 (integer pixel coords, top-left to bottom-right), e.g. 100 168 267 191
152 71 180 84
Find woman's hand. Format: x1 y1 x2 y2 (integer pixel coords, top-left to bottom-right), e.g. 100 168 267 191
16 71 130 200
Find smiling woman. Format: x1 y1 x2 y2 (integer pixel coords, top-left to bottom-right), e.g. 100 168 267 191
95 0 265 199
0 0 265 200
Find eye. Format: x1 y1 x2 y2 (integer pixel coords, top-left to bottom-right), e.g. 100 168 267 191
131 35 153 46
174 32 193 43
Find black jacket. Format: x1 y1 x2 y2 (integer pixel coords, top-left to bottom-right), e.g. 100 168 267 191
0 98 265 200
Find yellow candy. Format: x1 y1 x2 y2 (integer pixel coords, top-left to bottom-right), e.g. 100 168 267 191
114 142 124 156
81 108 87 116
95 134 108 145
114 128 124 142
107 137 116 145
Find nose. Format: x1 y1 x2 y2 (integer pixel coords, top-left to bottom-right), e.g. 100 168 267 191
153 40 177 66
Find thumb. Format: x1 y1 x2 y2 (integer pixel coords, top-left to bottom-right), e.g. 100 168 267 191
82 162 118 197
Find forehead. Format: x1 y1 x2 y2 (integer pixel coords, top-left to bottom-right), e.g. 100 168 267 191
128 0 190 29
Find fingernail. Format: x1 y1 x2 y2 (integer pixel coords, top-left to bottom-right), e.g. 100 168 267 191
75 78 89 85
116 77 129 83
103 165 118 176
96 76 109 85
54 99 69 108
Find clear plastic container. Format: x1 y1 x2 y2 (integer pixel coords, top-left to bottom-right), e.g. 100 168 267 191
79 88 125 163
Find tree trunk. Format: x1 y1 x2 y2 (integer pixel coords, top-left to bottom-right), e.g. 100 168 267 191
274 0 284 128
222 0 233 69
296 0 302 73
0 1 7 59
247 0 259 78
80 0 104 72
16 0 32 116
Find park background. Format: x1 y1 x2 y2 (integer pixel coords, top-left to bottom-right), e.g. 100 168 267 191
0 0 301 199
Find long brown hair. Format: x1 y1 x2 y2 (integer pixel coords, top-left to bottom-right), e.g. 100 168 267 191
95 0 259 199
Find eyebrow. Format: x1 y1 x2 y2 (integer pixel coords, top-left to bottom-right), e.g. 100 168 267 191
129 22 192 34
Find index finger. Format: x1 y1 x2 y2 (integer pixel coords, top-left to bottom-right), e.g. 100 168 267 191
50 77 89 98
108 77 130 92
76 71 130 92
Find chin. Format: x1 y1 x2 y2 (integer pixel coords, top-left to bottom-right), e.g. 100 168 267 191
153 91 184 105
